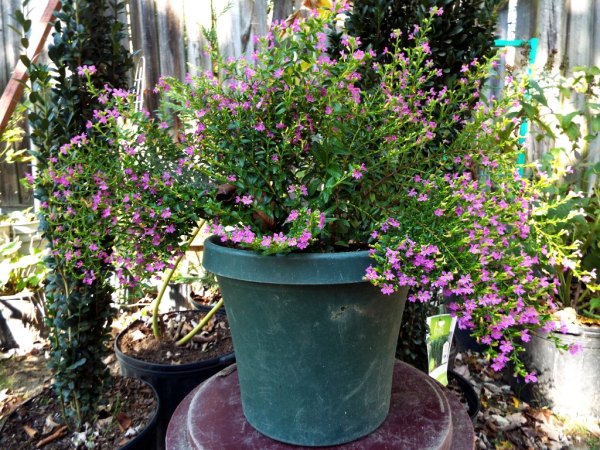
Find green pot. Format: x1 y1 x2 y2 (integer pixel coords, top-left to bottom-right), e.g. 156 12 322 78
203 236 407 446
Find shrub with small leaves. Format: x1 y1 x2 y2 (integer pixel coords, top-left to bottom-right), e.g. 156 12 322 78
17 0 132 428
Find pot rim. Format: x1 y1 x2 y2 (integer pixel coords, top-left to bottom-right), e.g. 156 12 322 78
202 235 373 285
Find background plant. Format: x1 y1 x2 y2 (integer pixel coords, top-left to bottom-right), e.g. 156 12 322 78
0 234 47 296
521 67 600 319
17 0 132 429
334 0 501 88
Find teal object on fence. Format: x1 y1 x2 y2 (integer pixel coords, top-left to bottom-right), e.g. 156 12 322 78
495 37 539 174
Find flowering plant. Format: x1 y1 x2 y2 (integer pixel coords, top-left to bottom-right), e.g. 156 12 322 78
163 6 494 252
46 4 590 378
368 158 592 381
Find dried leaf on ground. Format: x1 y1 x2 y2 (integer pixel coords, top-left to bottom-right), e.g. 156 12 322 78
115 412 132 432
23 424 38 438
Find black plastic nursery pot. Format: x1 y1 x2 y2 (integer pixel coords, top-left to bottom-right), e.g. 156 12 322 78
202 236 408 447
190 296 225 314
114 311 235 450
523 323 600 420
118 380 160 450
448 369 480 423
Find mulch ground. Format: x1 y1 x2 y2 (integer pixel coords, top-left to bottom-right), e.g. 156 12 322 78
0 304 598 449
0 376 156 449
452 351 600 449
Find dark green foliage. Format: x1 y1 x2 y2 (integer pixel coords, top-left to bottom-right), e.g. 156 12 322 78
336 0 501 89
331 0 502 145
17 0 132 429
396 300 436 372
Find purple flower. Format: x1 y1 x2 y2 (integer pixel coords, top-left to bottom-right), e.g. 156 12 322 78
77 65 97 76
235 195 253 205
318 213 326 230
524 372 538 383
83 270 96 285
491 353 509 372
381 284 394 295
351 163 366 179
568 343 583 355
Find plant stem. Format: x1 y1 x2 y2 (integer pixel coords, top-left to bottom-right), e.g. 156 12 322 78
176 298 224 346
151 222 204 338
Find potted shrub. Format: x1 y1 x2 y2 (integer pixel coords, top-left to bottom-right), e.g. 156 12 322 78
63 3 590 447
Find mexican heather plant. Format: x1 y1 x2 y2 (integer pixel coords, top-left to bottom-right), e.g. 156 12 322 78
368 158 591 380
54 4 589 379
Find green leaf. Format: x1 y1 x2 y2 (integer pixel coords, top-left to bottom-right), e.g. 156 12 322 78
19 54 31 67
562 121 581 142
557 111 580 130
591 116 600 134
66 358 87 371
558 86 571 99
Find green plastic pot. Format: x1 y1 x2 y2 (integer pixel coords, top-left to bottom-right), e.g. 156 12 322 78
203 236 407 446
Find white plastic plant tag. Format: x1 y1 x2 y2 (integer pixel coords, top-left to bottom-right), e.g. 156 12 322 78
426 314 457 386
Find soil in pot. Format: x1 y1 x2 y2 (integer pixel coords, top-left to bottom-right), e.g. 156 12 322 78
117 310 232 365
0 376 158 449
115 310 234 450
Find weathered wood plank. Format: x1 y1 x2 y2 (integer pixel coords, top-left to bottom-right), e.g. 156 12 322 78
0 0 60 135
251 0 268 50
129 0 160 112
215 0 268 61
272 0 295 23
183 0 212 75
565 0 593 69
0 160 29 211
215 0 242 60
156 0 185 80
0 0 9 90
594 0 600 68
534 0 567 71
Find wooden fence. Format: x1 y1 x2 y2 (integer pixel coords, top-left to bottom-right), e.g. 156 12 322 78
1 0 599 211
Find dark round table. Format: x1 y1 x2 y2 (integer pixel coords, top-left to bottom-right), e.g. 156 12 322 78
166 361 475 449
